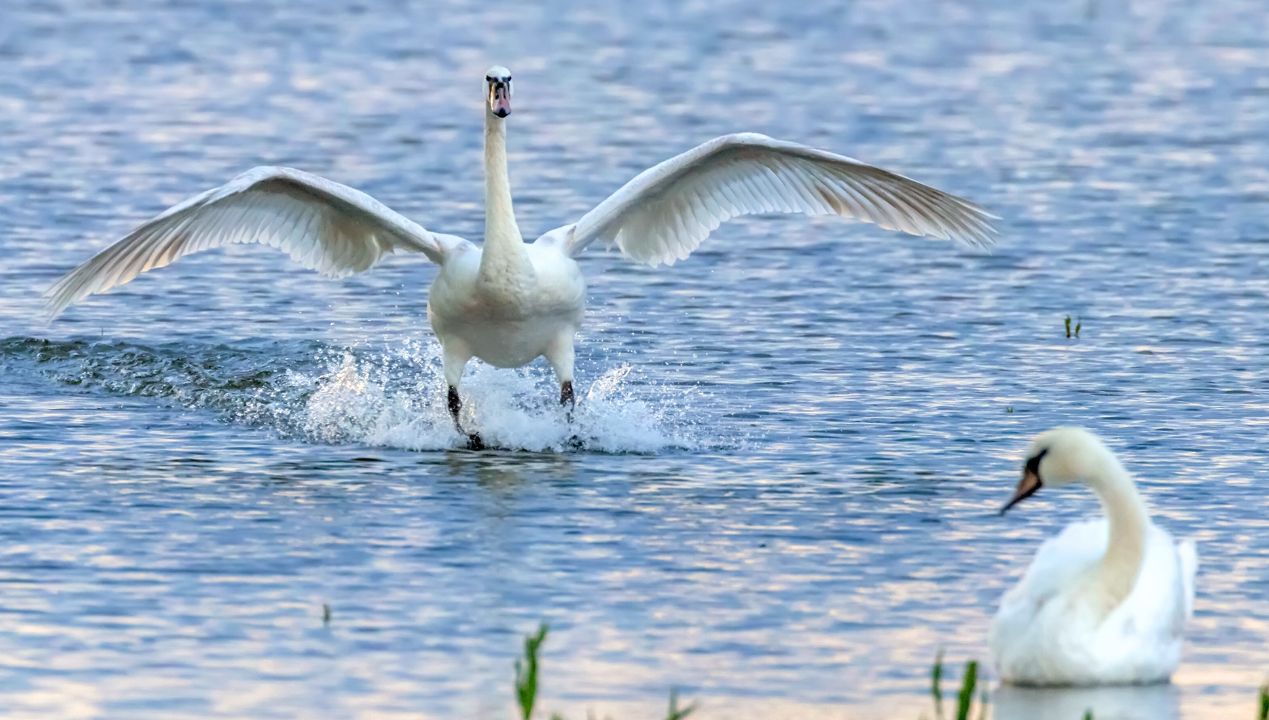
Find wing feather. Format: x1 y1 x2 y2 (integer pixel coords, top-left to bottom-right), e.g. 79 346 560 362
557 133 997 265
44 166 470 319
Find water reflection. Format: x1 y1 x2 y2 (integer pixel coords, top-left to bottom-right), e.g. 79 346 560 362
441 448 576 487
994 682 1181 720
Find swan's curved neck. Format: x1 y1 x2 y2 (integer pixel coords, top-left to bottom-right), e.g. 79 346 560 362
481 113 524 264
1085 450 1149 616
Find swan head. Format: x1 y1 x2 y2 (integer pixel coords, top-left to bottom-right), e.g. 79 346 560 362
485 65 513 118
1002 426 1112 514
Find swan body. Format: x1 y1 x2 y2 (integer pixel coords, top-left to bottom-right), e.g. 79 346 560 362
990 427 1198 686
427 238 585 374
43 65 997 445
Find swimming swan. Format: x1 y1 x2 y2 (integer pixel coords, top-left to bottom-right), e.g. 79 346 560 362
989 427 1198 686
43 66 997 447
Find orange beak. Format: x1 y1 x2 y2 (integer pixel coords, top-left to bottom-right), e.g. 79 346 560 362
1001 468 1042 515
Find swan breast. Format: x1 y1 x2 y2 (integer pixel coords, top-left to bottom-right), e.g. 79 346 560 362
427 244 584 368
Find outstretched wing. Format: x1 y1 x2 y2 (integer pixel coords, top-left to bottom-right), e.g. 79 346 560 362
45 166 471 319
559 133 997 266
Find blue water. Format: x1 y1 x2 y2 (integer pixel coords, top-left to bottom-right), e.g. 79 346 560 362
1 1 1266 718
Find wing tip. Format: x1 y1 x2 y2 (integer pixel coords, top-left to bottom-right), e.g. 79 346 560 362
40 280 76 325
932 223 997 251
960 199 1003 222
41 258 103 323
953 212 1001 250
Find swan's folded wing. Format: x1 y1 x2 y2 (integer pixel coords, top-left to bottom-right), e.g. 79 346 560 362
563 133 998 265
989 519 1107 661
1142 531 1197 639
1012 519 1109 608
44 166 470 319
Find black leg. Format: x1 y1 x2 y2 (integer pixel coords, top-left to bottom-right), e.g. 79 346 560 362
447 386 462 427
448 385 483 450
560 380 582 449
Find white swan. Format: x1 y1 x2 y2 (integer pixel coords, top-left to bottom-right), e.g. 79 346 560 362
989 427 1198 686
43 66 997 447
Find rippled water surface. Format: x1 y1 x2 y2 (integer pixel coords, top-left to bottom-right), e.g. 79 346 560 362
1 1 1267 718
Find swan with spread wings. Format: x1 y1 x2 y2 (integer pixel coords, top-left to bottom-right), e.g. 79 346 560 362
45 66 998 448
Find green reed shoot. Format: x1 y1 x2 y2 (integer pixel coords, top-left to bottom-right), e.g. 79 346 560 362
665 689 697 720
1258 681 1268 720
1064 315 1083 338
931 650 945 706
512 623 695 720
928 654 985 720
515 623 549 720
955 660 978 720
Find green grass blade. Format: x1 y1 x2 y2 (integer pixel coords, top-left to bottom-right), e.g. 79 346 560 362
955 660 978 720
664 688 698 720
515 623 549 720
1258 681 1268 720
931 650 945 706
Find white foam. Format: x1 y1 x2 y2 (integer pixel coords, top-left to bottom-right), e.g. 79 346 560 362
297 338 710 453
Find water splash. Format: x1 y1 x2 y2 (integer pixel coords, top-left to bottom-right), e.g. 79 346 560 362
300 338 703 452
2 335 713 453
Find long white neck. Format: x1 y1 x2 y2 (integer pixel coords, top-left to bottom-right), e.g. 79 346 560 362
479 112 527 284
1084 448 1149 616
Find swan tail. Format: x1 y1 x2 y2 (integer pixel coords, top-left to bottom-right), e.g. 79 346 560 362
1177 538 1198 620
